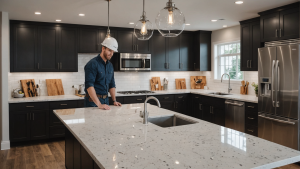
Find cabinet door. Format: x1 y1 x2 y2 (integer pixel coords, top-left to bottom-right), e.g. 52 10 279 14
202 104 214 123
37 26 59 72
260 13 280 42
191 95 201 118
11 24 37 72
280 7 299 40
9 111 31 142
30 110 49 140
136 39 151 53
79 28 100 53
174 94 188 114
151 33 167 71
117 30 135 53
167 37 180 71
123 96 146 104
213 107 225 127
240 23 251 71
65 128 74 169
59 27 78 72
180 33 194 71
250 21 260 71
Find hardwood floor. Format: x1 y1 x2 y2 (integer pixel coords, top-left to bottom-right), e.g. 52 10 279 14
0 140 65 169
0 140 299 169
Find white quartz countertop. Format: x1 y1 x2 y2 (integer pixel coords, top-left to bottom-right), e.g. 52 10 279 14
9 89 258 103
54 104 300 169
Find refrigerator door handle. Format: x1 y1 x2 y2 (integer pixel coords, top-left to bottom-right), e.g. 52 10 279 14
258 114 295 125
276 60 280 107
271 60 275 107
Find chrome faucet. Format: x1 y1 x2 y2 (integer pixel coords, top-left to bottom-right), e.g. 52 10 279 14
140 96 161 124
221 73 232 93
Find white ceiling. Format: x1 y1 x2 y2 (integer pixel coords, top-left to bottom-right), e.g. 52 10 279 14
0 0 298 31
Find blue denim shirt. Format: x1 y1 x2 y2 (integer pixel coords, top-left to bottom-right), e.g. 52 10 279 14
84 54 116 95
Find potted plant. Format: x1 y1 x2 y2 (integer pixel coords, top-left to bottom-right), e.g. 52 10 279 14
251 82 258 97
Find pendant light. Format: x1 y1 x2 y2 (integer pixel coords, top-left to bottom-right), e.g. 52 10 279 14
105 0 115 40
134 0 153 40
155 0 185 37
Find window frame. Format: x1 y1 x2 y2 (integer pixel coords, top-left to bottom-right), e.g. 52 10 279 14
214 40 244 82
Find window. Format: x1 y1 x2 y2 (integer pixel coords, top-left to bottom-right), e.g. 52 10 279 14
214 41 243 80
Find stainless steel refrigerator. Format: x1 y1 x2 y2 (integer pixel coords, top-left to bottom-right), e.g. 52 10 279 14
258 44 299 150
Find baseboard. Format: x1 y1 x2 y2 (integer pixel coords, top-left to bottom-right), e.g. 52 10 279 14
1 141 10 150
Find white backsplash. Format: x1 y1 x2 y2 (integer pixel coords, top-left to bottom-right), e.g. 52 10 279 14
8 54 258 97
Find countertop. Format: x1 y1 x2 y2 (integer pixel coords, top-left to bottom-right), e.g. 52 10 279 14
9 89 258 103
54 104 300 169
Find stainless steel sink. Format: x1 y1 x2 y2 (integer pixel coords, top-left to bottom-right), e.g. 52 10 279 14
148 115 198 128
208 92 232 95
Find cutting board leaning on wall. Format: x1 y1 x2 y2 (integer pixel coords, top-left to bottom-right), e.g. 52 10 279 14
46 79 65 96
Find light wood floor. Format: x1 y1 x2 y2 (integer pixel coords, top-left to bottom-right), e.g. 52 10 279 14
0 140 299 169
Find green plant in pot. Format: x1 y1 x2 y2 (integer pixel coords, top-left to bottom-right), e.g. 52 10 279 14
251 82 258 97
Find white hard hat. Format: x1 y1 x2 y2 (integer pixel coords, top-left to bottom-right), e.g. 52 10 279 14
101 37 118 52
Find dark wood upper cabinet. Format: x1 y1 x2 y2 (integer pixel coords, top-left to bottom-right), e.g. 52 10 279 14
79 28 101 53
240 17 261 71
259 2 299 42
136 38 151 53
117 30 150 53
151 32 167 71
180 33 194 71
11 24 37 72
194 31 212 71
59 27 78 72
167 36 180 71
37 26 59 72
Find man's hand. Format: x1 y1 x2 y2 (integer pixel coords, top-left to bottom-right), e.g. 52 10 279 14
114 101 122 107
98 104 111 110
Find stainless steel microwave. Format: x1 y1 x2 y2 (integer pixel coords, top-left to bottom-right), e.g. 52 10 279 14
119 53 151 71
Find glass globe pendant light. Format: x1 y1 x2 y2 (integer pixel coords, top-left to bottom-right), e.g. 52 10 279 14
155 0 185 37
134 0 153 40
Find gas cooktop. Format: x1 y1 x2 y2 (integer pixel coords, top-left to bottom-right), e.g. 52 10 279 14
117 90 155 95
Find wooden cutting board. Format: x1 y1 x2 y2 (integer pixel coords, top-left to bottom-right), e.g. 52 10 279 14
20 79 36 97
46 79 65 96
150 77 162 91
175 79 186 89
190 76 206 89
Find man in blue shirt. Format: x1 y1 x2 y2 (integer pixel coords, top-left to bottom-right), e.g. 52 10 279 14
84 37 121 109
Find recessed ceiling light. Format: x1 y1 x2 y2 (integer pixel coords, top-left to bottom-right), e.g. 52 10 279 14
185 24 190 25
211 20 218 22
223 25 227 27
129 22 135 24
79 14 85 16
35 12 41 15
56 20 61 22
235 1 243 4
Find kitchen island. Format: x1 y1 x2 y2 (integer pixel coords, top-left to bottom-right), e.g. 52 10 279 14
54 104 300 169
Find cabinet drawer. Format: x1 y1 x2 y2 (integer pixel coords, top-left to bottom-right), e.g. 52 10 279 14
124 96 146 104
174 94 187 101
9 102 49 112
245 125 258 137
49 126 65 138
245 111 258 126
109 97 124 105
245 102 258 112
50 100 78 109
78 100 85 108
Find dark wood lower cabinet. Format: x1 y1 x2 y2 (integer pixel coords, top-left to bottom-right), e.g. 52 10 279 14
9 111 31 142
30 110 49 140
65 127 100 169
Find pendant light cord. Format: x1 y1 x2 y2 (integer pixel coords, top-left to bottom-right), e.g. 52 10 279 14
108 0 110 31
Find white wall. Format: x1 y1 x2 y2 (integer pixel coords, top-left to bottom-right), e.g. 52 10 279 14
1 12 10 150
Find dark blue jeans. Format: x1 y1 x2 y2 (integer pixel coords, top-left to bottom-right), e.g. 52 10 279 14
84 97 109 107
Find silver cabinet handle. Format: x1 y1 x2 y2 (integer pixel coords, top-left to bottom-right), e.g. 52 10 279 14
258 114 295 125
279 29 282 37
276 60 280 107
248 117 254 120
276 29 278 37
195 97 199 99
247 129 254 132
271 60 275 107
164 97 169 100
26 106 34 108
137 99 143 101
247 106 255 108
199 104 202 110
60 104 68 106
178 96 183 99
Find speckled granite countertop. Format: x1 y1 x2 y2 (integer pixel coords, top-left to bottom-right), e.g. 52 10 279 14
54 104 300 169
9 89 258 103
